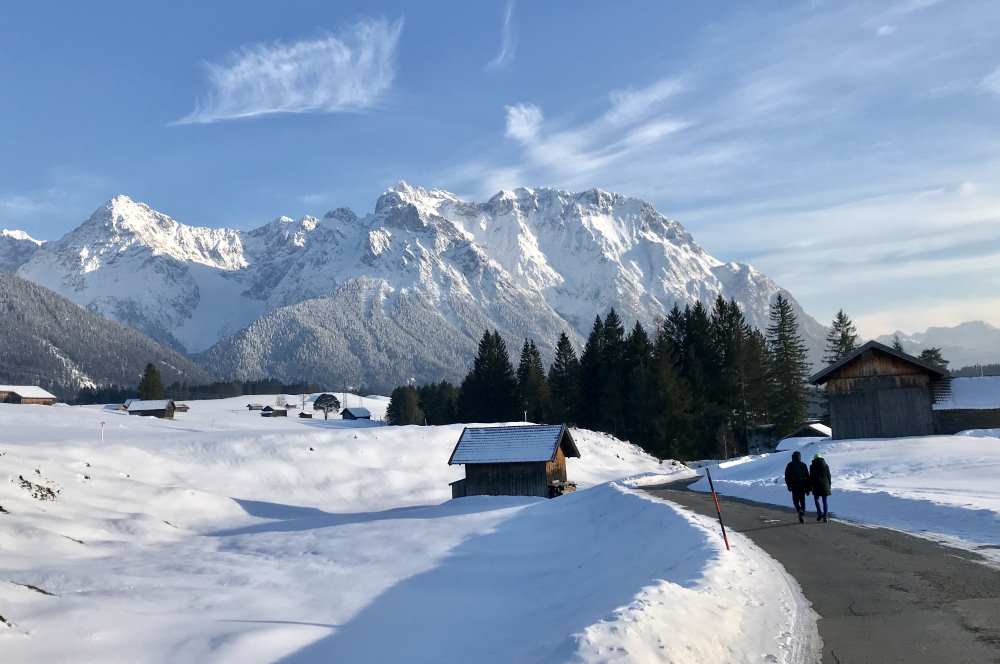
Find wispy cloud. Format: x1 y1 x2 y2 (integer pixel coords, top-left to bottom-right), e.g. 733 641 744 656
982 65 1000 96
485 1 516 71
175 17 403 125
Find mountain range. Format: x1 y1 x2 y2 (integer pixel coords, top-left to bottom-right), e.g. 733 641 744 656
876 321 1000 370
0 272 210 398
7 183 829 391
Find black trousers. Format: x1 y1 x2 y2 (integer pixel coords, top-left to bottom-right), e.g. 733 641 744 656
791 489 807 514
814 494 828 516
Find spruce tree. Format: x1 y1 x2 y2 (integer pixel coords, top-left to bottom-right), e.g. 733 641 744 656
892 335 905 352
766 294 810 437
576 316 604 429
622 321 652 443
457 330 518 422
548 332 580 425
646 321 691 460
599 309 627 436
137 363 165 400
824 309 859 364
918 347 949 371
386 386 424 425
516 339 550 422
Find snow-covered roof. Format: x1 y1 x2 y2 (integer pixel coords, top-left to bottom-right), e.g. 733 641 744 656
342 407 371 417
0 385 57 400
448 425 580 465
934 376 1000 411
126 399 174 412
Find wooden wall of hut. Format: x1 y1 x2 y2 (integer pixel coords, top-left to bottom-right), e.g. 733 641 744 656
464 462 550 498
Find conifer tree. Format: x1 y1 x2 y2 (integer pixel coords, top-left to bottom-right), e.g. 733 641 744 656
918 347 949 371
516 339 550 422
137 362 165 400
576 316 605 429
892 335 905 352
645 321 691 459
766 294 810 437
457 330 518 422
622 321 653 443
547 332 580 425
599 309 628 436
824 309 859 364
386 386 424 425
417 381 459 425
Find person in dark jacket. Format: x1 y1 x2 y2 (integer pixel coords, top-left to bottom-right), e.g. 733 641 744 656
784 450 811 523
810 453 832 522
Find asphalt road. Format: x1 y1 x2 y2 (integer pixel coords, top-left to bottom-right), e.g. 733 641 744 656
645 479 1000 664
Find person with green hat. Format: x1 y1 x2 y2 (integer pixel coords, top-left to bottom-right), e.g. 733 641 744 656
809 452 832 522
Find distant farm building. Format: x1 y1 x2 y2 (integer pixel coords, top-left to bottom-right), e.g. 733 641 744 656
776 422 832 451
811 341 948 439
126 399 176 419
174 403 190 413
932 376 1000 434
341 407 371 420
448 425 581 499
0 385 58 406
247 403 264 411
261 406 287 418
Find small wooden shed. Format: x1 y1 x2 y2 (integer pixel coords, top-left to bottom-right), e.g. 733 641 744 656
0 385 58 405
810 341 947 439
126 399 176 419
261 406 287 418
341 407 371 420
447 425 581 499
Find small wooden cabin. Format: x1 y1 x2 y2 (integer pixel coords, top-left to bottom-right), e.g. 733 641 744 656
341 407 371 420
0 385 58 405
126 399 176 419
810 341 947 439
261 406 287 418
447 425 581 499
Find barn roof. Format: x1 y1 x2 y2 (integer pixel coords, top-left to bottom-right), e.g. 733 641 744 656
126 399 174 412
448 425 580 465
342 407 371 417
810 340 948 385
0 385 57 400
782 422 832 440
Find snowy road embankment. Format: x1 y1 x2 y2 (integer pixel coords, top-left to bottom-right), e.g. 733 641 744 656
691 434 1000 562
0 398 817 662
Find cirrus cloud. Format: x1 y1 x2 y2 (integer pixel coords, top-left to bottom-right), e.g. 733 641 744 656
175 17 403 125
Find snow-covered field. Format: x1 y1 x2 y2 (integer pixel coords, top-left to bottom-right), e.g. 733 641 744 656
692 433 1000 563
0 397 819 663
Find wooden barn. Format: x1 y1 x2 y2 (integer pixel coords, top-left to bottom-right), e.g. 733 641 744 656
447 425 581 499
261 406 287 418
126 399 176 419
810 341 947 439
0 385 58 405
341 407 371 421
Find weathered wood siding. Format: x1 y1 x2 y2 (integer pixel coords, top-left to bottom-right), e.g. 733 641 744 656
933 409 1000 435
465 462 549 498
545 447 567 484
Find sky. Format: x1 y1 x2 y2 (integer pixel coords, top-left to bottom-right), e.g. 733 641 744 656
1 0 998 337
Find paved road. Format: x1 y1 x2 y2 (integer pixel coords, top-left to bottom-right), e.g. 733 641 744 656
645 480 1000 664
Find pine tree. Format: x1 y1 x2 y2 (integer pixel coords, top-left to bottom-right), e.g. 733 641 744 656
918 347 949 371
457 330 518 422
386 386 424 425
766 295 810 437
137 362 165 400
516 339 550 422
622 321 652 443
892 335 905 352
417 381 459 425
824 309 859 364
599 309 628 436
576 316 604 429
645 320 691 460
547 332 580 425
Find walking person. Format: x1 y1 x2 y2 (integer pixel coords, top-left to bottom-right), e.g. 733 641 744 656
810 453 832 522
784 450 810 524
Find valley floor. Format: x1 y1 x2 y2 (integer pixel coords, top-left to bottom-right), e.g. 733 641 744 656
0 397 818 663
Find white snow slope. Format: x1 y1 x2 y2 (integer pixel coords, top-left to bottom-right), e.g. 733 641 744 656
0 398 819 663
692 434 1000 563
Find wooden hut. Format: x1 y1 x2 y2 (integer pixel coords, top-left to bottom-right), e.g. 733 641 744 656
261 406 287 418
126 399 176 419
447 425 581 499
341 407 371 420
810 341 947 439
0 385 58 405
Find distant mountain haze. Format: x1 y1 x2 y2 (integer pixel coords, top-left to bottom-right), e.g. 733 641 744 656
11 184 830 390
876 321 1000 369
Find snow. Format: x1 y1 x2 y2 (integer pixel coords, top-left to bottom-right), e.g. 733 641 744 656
125 399 173 411
0 385 58 400
0 396 818 662
934 376 1000 410
449 424 569 463
776 436 829 451
691 434 1000 563
1 229 43 245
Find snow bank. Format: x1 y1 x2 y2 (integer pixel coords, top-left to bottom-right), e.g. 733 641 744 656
0 397 816 662
691 435 1000 562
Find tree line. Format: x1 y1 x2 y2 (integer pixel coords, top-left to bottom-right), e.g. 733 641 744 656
388 294 818 461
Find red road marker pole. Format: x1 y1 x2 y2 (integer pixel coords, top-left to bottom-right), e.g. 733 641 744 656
705 467 731 551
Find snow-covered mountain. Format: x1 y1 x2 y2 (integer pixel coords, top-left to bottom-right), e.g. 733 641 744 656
0 228 43 272
14 184 826 388
877 321 1000 369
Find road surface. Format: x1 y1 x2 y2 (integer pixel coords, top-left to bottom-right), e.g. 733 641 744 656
645 479 1000 663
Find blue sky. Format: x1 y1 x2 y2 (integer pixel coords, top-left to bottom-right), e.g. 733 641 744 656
2 0 999 336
